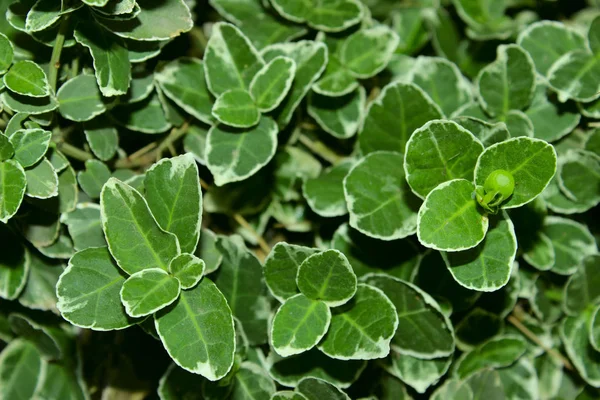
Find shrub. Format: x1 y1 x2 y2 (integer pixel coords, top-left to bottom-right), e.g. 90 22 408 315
0 0 599 398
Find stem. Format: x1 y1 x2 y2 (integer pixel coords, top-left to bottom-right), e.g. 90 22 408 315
507 314 574 371
48 16 70 93
298 133 343 165
56 142 93 162
233 213 271 254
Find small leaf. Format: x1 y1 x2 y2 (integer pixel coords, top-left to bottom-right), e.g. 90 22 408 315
101 178 180 275
3 60 50 97
0 135 14 161
0 339 46 400
183 122 209 165
558 150 600 208
340 25 399 78
35 360 87 400
561 311 600 387
476 44 536 117
249 56 296 112
303 160 353 218
84 118 119 161
261 41 328 127
359 81 443 154
0 33 14 74
590 306 600 352
264 242 319 303
231 362 276 399
384 351 452 394
563 254 600 316
168 253 205 289
297 377 350 400
0 91 59 114
154 58 214 125
319 284 398 360
363 274 455 359
25 158 58 199
212 89 260 128
194 228 222 275
0 225 29 300
296 249 357 307
120 268 181 318
417 179 488 252
206 116 278 186
344 151 419 240
312 56 357 97
74 21 131 97
56 247 136 330
204 22 264 97
0 160 26 223
17 252 62 313
270 0 363 32
307 87 365 139
505 110 534 138
548 50 600 103
7 313 64 360
522 233 555 271
155 278 235 381
474 137 557 209
144 154 202 254
525 84 581 143
57 74 109 122
453 117 510 148
77 159 111 199
498 357 540 400
61 203 106 251
110 92 172 134
9 128 51 168
405 120 484 199
453 336 527 379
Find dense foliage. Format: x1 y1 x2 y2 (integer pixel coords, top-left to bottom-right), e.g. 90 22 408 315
1 0 600 398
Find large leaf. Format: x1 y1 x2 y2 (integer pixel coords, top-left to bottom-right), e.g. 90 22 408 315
100 178 180 275
344 151 419 240
0 91 59 115
144 154 202 254
9 128 51 168
56 247 136 330
155 278 235 381
57 74 108 122
3 60 50 97
0 160 26 223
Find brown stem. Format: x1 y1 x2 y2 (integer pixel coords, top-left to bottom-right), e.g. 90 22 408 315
233 213 271 255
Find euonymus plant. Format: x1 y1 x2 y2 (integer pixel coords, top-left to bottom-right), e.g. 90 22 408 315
1 0 600 398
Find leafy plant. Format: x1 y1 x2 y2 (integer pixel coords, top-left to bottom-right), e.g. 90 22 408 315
0 0 600 398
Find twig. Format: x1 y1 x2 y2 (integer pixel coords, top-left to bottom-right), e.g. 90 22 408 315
48 16 70 93
128 142 157 161
298 133 343 165
232 214 271 254
56 142 93 162
507 314 574 371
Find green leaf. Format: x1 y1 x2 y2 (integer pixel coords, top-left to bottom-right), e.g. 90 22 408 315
476 44 536 117
272 391 308 400
525 84 581 143
561 310 600 387
101 178 180 275
204 22 264 97
392 8 430 55
110 92 172 134
94 0 193 41
168 253 205 289
405 120 484 199
84 119 119 161
16 252 62 313
442 212 517 291
0 225 29 300
212 89 260 128
120 268 181 318
453 336 527 379
264 242 319 303
74 21 131 97
303 160 353 218
363 274 455 359
271 294 331 357
77 159 111 199
543 216 597 275
61 203 106 251
56 247 136 330
296 249 357 307
474 137 557 209
7 313 65 360
0 339 46 400
312 56 356 97
517 20 586 76
270 0 363 32
155 278 235 381
154 58 214 125
262 41 328 128
274 146 322 202
341 25 399 78
319 283 398 360
9 129 49 170
343 151 419 240
35 360 87 400
558 150 600 208
25 158 58 199
57 74 108 122
194 228 222 275
590 306 600 352
0 91 59 114
183 123 209 165
144 154 202 254
417 179 488 251
0 33 13 74
359 82 443 154
452 117 510 148
3 60 50 97
214 235 269 345
307 87 365 139
296 377 350 400
523 232 555 271
0 135 14 161
206 116 278 186
563 254 600 316
497 357 539 400
505 110 534 138
231 362 276 400
249 56 296 112
384 350 452 394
